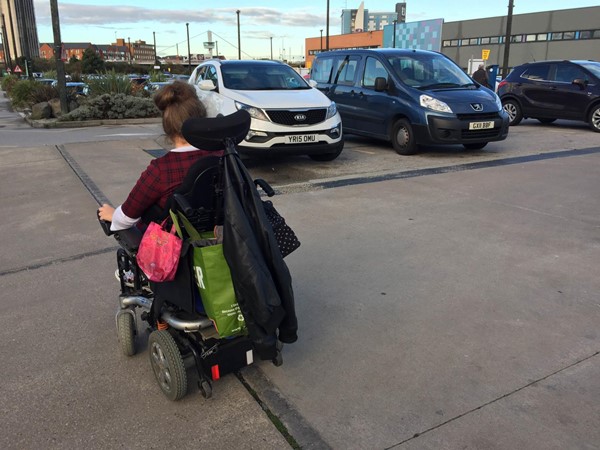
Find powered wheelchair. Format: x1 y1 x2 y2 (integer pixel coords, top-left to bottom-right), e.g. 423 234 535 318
98 111 293 401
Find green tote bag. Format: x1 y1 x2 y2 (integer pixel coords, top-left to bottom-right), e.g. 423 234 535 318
171 211 246 338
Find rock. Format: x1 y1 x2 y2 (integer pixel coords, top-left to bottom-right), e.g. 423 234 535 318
30 102 52 120
48 98 63 117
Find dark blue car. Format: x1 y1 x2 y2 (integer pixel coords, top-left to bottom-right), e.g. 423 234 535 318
498 60 600 133
311 49 509 155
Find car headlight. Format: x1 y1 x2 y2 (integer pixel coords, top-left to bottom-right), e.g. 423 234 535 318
235 101 269 121
326 101 338 119
419 94 452 113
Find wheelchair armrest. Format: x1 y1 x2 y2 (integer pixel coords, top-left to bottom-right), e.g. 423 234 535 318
114 227 143 253
97 210 114 236
254 178 275 197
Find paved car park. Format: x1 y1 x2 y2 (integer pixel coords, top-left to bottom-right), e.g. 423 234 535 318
1 91 600 449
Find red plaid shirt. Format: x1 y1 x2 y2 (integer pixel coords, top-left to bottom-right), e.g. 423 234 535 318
121 149 222 219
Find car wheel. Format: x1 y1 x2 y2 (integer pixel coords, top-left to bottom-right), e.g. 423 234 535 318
588 104 600 133
391 119 418 155
536 118 556 124
463 142 487 150
502 99 522 126
309 141 344 161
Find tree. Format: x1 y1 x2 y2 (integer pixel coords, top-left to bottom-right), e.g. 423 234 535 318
82 48 105 74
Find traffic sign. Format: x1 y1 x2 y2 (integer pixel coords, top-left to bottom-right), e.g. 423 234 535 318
482 49 490 60
13 65 22 73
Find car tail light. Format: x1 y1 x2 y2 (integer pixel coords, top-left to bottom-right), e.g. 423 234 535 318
497 80 508 90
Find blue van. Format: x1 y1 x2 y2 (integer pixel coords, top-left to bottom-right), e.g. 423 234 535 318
311 49 510 155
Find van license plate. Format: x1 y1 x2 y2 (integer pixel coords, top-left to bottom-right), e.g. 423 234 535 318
286 134 317 144
469 121 494 130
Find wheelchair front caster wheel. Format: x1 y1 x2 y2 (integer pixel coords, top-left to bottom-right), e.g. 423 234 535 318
148 330 188 401
199 380 212 399
117 311 136 357
272 350 283 367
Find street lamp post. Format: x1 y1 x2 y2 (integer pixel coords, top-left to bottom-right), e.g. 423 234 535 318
326 0 330 50
127 36 131 64
501 0 514 78
320 29 323 51
49 0 68 114
153 31 157 65
392 20 397 48
236 10 241 59
270 36 273 60
186 22 191 74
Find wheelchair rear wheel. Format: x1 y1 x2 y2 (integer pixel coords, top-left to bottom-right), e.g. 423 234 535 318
148 330 188 401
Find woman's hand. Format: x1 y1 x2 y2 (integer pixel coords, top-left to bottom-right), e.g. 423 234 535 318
98 204 115 222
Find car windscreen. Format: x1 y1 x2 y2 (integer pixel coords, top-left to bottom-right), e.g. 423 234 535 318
386 54 474 90
579 62 600 80
220 64 310 90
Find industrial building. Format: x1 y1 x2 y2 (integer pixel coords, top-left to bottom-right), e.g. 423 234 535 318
439 6 600 75
307 5 600 73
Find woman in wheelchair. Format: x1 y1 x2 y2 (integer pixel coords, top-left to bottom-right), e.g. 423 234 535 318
98 81 220 231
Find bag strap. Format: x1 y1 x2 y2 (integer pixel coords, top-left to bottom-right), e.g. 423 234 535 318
161 216 179 236
170 209 202 241
169 210 184 239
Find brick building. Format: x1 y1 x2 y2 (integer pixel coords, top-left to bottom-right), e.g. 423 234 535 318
305 30 383 66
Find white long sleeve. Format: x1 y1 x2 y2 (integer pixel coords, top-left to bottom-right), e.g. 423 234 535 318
110 205 140 231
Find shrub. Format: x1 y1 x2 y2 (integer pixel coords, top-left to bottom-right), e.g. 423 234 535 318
8 79 40 108
30 84 59 104
1 74 19 94
149 70 167 82
44 70 57 79
86 69 132 96
59 93 159 121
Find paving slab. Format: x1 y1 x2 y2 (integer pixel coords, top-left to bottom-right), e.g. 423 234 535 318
0 145 109 272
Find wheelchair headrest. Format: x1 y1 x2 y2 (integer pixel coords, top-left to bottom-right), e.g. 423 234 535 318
182 110 251 151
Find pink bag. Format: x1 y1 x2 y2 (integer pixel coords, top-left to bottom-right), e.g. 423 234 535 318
136 220 182 282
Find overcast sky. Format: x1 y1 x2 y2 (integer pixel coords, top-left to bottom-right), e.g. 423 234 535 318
32 0 600 61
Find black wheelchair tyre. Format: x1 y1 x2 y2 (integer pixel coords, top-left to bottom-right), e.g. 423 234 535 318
391 119 418 155
199 380 213 399
117 311 136 357
148 330 188 401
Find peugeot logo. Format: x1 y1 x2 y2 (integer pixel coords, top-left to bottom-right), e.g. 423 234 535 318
294 114 307 121
470 103 483 111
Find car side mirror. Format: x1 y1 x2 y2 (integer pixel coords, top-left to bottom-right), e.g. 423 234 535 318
374 77 388 92
198 79 216 91
572 78 588 90
308 79 318 88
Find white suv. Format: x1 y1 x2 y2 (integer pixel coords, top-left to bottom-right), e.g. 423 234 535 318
189 60 344 161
